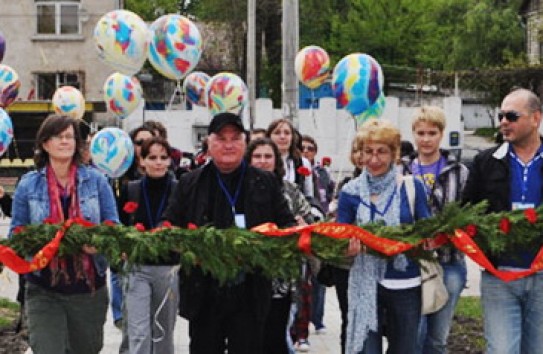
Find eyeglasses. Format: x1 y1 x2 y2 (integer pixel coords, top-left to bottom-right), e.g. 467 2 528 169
50 133 75 142
362 148 391 160
302 145 316 152
498 111 522 123
134 139 145 146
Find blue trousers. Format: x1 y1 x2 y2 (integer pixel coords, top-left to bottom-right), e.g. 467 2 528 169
418 259 467 354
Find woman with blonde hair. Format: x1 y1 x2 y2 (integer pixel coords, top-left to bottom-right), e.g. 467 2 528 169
337 119 430 354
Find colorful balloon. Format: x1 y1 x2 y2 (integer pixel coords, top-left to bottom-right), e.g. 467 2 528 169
332 53 384 116
0 31 5 63
0 108 13 157
0 64 19 108
90 128 134 178
148 14 203 81
93 10 149 75
52 86 86 120
103 73 143 119
206 72 248 116
354 93 386 126
183 71 210 106
295 45 330 89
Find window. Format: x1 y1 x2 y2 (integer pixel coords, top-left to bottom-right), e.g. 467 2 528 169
36 1 80 35
35 72 83 100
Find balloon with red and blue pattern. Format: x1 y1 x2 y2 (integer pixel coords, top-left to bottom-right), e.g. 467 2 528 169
206 72 248 116
183 71 210 107
0 108 13 157
103 73 143 119
93 10 149 75
0 64 19 108
148 14 203 81
90 127 134 178
52 86 85 120
332 53 384 116
295 45 330 89
0 31 5 63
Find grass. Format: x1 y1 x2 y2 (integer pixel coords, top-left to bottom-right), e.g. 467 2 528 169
455 296 482 318
449 296 485 352
0 297 19 328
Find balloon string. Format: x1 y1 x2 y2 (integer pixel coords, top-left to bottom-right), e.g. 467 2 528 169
311 90 317 129
332 114 357 198
167 81 182 111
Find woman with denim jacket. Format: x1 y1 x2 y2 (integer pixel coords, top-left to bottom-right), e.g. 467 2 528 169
10 115 119 354
400 106 469 354
338 119 430 354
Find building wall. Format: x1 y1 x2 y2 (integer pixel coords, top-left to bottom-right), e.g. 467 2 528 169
122 96 463 174
0 0 119 102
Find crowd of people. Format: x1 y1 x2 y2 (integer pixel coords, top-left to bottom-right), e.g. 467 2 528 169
3 87 543 354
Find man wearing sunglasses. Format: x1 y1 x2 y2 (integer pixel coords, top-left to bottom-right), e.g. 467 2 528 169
463 88 543 354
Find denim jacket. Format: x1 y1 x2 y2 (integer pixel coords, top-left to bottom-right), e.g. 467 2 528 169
10 165 120 276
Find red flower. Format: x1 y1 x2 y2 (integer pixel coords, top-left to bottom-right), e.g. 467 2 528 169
465 224 477 237
162 221 172 228
43 217 56 224
524 208 538 224
187 223 198 230
297 166 311 177
103 220 116 226
12 226 25 234
499 217 511 234
135 223 145 231
321 157 332 167
123 202 138 214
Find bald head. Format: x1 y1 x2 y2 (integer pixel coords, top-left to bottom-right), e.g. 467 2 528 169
503 89 541 114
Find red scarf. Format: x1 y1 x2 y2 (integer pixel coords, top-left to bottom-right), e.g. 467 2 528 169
46 163 95 290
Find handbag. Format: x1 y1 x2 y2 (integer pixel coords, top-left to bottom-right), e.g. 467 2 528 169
402 175 449 315
316 263 335 287
420 259 449 315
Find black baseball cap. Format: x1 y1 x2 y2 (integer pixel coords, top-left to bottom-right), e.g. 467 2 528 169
208 112 245 134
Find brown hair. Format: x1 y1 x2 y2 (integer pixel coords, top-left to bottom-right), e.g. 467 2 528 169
246 137 285 182
266 118 301 160
34 114 83 168
140 137 172 159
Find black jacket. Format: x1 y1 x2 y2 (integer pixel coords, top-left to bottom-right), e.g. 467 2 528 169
461 142 543 212
162 162 296 320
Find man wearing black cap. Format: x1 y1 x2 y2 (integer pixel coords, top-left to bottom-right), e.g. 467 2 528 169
162 112 296 353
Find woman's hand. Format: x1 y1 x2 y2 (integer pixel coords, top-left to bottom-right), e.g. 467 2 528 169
346 238 365 256
295 215 307 226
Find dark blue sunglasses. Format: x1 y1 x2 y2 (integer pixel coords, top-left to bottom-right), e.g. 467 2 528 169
498 111 521 123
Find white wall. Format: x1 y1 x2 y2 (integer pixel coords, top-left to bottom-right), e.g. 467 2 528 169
122 96 463 175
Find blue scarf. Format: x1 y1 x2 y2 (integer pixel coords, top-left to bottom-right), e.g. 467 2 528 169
345 165 407 354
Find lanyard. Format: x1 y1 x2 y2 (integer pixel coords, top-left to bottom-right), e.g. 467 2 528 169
142 176 171 228
359 186 397 222
509 151 542 202
215 161 247 218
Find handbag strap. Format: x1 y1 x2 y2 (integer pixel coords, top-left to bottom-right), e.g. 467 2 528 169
402 175 416 220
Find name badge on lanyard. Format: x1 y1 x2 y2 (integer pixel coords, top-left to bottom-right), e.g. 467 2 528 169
235 214 246 229
512 202 535 210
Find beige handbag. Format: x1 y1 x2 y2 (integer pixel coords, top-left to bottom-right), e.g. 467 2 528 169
420 259 449 315
402 175 449 315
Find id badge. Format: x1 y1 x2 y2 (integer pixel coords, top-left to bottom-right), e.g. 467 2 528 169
235 214 246 229
512 202 535 210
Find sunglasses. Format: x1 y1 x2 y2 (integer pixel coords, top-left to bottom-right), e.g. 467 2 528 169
302 145 316 152
498 111 522 123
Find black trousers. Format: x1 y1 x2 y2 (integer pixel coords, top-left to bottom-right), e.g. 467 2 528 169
188 284 266 354
264 296 291 354
333 267 349 354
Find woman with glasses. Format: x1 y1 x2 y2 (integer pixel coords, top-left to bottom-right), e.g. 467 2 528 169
337 119 430 354
400 106 469 354
118 137 179 354
9 114 119 354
